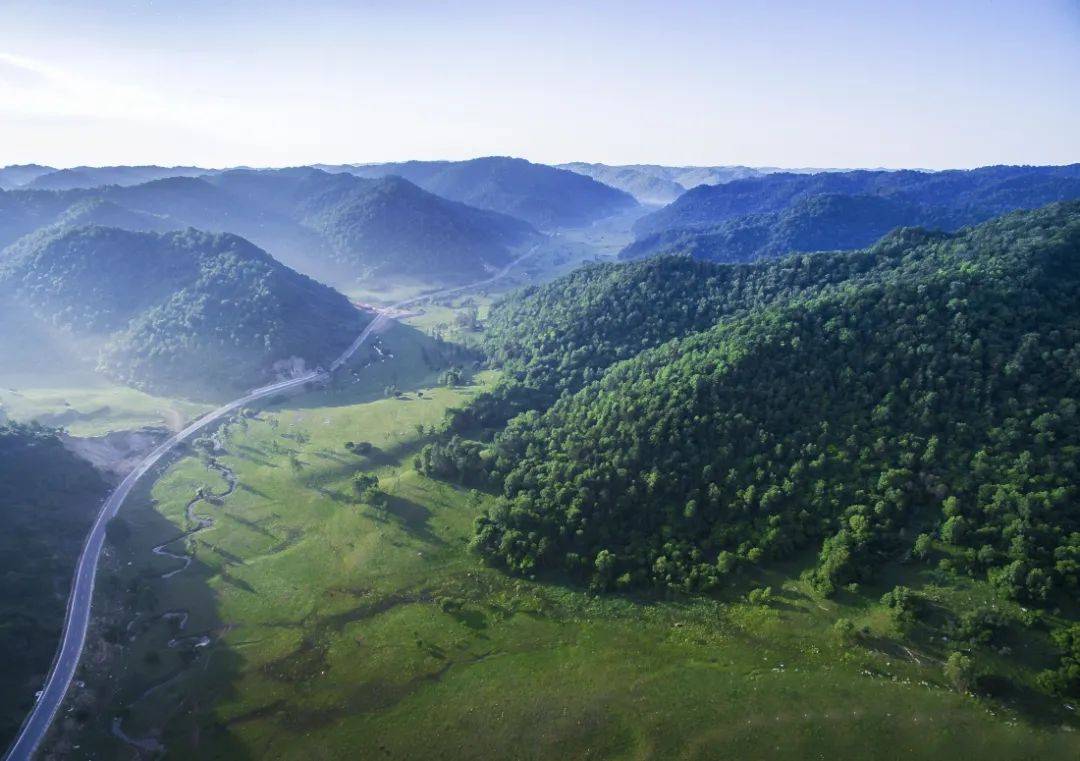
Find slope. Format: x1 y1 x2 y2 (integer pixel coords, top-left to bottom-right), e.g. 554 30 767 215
208 168 540 282
0 423 108 749
633 164 1080 238
328 156 637 229
620 193 975 263
0 226 368 399
473 203 1080 609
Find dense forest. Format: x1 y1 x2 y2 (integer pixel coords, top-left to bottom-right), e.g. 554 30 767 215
475 224 966 423
0 423 108 747
0 226 367 398
620 193 988 263
473 203 1080 593
634 164 1080 237
621 165 1080 269
208 168 539 281
0 168 541 286
328 156 638 229
417 204 1080 697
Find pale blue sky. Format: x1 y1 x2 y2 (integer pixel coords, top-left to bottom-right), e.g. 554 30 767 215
1 0 1078 169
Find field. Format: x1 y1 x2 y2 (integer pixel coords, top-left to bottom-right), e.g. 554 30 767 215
0 376 210 438
60 325 1080 760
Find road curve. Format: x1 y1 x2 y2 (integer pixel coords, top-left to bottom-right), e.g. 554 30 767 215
3 245 539 761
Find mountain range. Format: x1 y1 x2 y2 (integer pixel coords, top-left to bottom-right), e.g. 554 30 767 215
0 168 540 287
623 164 1080 262
461 202 1080 610
320 156 638 229
558 163 848 205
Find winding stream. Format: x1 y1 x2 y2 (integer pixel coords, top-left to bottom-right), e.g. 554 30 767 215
150 457 237 579
113 453 237 751
7 243 544 761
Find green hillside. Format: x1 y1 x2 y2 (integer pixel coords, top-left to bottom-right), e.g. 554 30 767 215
0 169 540 287
0 226 368 399
210 168 539 281
475 204 1080 597
333 156 638 229
620 193 978 263
0 423 108 748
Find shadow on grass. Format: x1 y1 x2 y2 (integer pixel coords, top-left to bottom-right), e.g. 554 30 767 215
231 444 278 468
380 493 447 547
278 322 473 413
93 471 256 760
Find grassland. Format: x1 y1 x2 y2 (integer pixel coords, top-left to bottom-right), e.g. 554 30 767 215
40 220 1079 759
60 335 1080 760
0 375 210 437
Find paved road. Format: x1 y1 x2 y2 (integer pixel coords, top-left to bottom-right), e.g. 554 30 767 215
3 245 539 761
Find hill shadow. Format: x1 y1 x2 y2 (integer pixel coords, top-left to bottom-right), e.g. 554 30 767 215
278 321 480 412
79 459 257 759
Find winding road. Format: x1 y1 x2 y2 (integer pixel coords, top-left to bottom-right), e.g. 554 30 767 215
3 246 540 761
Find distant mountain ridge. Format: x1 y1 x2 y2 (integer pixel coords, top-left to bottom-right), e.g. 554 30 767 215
621 193 976 263
207 167 539 281
623 164 1080 263
0 164 55 190
25 165 213 191
320 156 637 229
634 164 1080 237
558 162 847 204
0 168 540 286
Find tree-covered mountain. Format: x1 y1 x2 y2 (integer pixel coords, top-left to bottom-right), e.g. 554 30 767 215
559 163 776 205
0 164 55 190
558 163 693 205
0 169 540 286
620 193 980 263
207 168 539 281
0 178 277 253
325 156 637 229
468 203 1080 619
49 197 175 234
25 165 212 191
0 226 367 398
0 422 108 748
633 164 1080 238
480 223 959 417
558 163 845 205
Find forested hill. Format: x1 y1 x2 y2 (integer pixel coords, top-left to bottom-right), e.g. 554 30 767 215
207 168 539 281
558 162 772 205
0 164 55 190
0 423 108 747
25 165 210 191
467 202 1080 609
557 163 694 205
619 193 981 264
326 156 638 229
621 165 1080 268
0 169 540 286
0 226 367 399
634 164 1080 238
482 223 952 409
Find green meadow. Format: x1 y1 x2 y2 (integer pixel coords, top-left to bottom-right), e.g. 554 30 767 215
62 322 1079 760
0 377 210 437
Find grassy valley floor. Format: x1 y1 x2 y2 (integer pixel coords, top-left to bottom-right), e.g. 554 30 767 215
57 362 1080 760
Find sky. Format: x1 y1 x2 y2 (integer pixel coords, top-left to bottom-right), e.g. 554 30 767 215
1 0 1078 170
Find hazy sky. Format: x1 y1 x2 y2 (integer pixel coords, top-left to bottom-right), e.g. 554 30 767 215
1 0 1078 169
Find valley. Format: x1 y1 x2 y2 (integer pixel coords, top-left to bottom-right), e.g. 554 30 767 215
55 315 1079 760
4 4 1079 759
2 162 1079 761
